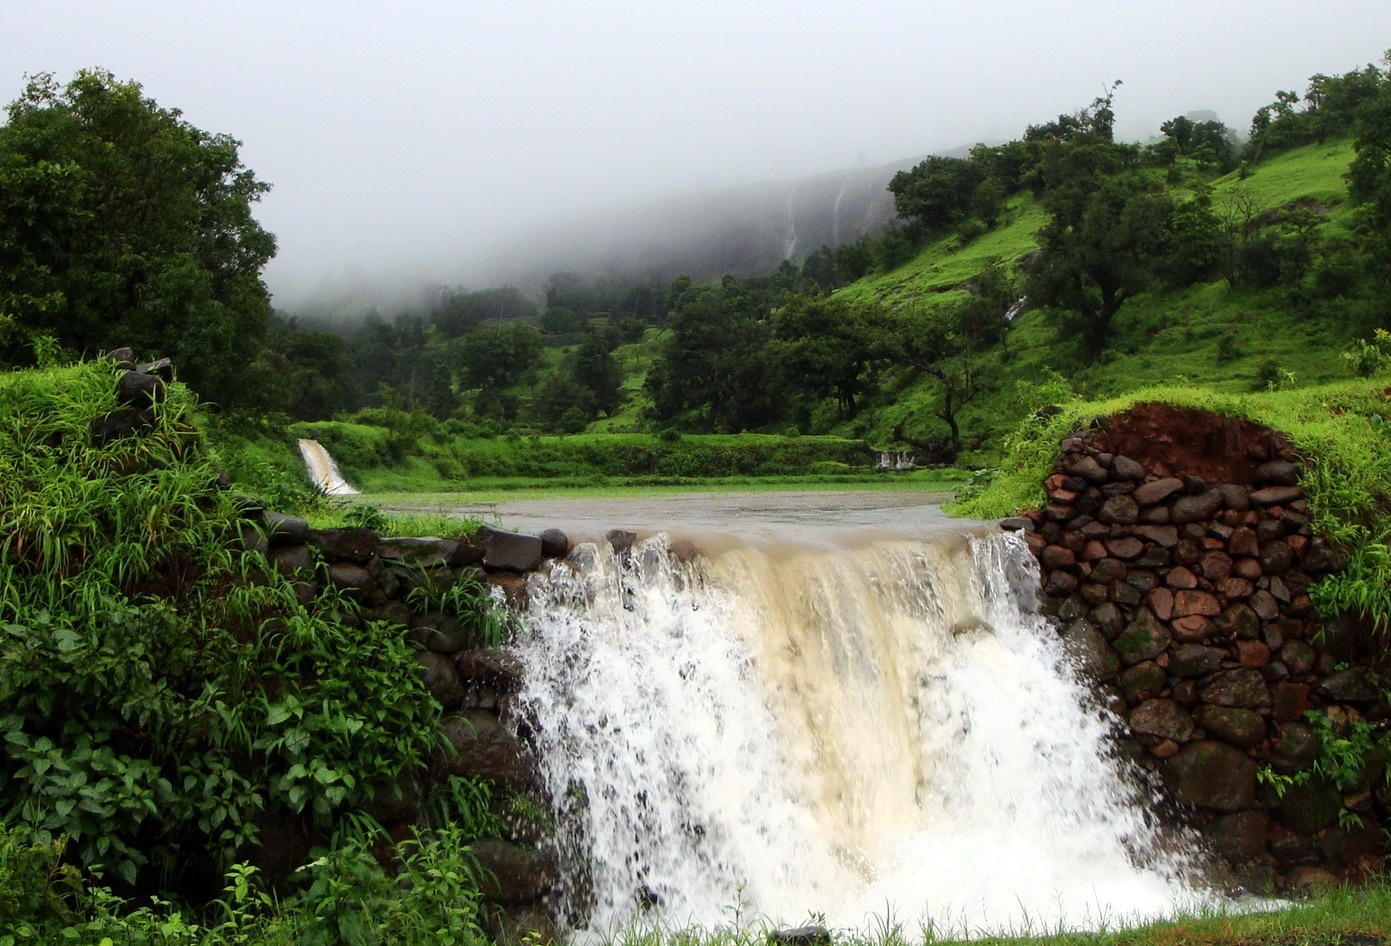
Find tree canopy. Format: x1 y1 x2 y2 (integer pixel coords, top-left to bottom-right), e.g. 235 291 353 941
0 70 276 397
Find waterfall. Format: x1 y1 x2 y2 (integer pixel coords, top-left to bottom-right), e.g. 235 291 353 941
513 531 1221 939
831 173 851 246
783 185 799 261
296 438 359 496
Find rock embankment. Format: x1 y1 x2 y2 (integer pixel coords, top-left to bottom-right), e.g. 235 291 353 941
1006 404 1386 892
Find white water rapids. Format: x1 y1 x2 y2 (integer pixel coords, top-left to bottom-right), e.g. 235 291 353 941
513 529 1223 939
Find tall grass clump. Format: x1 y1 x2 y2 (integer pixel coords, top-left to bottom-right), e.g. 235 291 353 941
0 360 499 940
952 375 1391 629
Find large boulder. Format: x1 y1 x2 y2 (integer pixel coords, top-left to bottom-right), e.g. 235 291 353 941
475 525 545 573
437 710 534 787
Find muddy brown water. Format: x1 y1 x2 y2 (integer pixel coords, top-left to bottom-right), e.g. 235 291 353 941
382 489 982 547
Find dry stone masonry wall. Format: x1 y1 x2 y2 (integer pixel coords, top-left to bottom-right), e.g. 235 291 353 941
1004 404 1388 893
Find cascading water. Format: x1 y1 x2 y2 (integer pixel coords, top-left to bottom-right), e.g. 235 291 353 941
514 530 1220 939
296 438 358 496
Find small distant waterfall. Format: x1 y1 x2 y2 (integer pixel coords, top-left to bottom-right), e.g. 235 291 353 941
514 531 1219 939
1004 296 1028 322
783 186 799 261
831 173 851 246
296 438 359 496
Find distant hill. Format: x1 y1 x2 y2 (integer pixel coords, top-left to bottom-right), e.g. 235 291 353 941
480 157 915 286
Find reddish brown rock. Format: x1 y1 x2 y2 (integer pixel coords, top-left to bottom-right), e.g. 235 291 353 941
1232 557 1263 581
1120 661 1168 701
1147 587 1174 621
1229 528 1259 558
1099 495 1140 525
1105 536 1145 560
1166 566 1199 590
1250 485 1303 506
1174 590 1221 617
1041 545 1077 570
1171 615 1215 643
1236 640 1271 668
1200 552 1233 582
1217 577 1254 600
1134 477 1184 506
1081 539 1109 561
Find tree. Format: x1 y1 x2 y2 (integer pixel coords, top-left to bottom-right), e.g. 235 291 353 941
457 323 541 418
571 325 622 417
768 296 877 417
1348 56 1391 262
889 156 984 231
0 70 275 397
1027 171 1175 349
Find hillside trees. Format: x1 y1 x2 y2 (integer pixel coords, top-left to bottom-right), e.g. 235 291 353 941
0 70 275 398
1348 56 1391 264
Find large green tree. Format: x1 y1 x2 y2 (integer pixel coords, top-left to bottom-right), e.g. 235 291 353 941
0 70 276 395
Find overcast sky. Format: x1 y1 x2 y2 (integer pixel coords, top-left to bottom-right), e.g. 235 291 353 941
3 2 1389 305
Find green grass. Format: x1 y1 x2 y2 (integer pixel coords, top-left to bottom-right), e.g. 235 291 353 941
836 139 1365 456
836 193 1048 313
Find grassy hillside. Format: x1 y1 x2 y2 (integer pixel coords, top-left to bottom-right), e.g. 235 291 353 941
829 138 1369 460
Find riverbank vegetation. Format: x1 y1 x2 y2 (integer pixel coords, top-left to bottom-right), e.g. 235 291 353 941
0 360 506 941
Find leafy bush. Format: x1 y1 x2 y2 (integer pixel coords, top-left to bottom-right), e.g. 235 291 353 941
0 361 500 907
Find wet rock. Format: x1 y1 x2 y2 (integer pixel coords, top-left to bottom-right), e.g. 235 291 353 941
1120 661 1168 701
90 407 154 445
1316 669 1379 703
307 527 379 564
1113 609 1171 665
1134 478 1184 507
1099 495 1139 525
1041 545 1077 570
1134 525 1179 547
1169 644 1225 678
769 927 832 946
1112 455 1145 480
1172 490 1222 524
1270 721 1318 773
1200 669 1271 709
1148 587 1174 621
1193 705 1266 749
1273 682 1311 722
606 529 638 555
1286 865 1339 894
378 536 459 567
539 527 570 559
1250 485 1303 506
455 649 526 693
476 525 545 572
1060 621 1121 680
1129 699 1196 743
416 651 464 709
1203 811 1271 862
1276 777 1342 834
469 838 556 905
438 711 534 786
1067 455 1109 483
1164 740 1257 811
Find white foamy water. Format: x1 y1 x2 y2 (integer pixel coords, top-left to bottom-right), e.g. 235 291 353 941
513 531 1221 940
296 438 358 496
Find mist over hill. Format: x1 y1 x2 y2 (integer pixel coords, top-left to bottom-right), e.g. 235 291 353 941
477 156 911 288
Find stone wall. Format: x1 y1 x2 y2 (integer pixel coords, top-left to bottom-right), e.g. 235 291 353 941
239 506 567 941
1003 404 1388 892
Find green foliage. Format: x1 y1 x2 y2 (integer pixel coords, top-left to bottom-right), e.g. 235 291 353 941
0 360 503 900
1342 329 1391 377
0 822 490 945
0 70 274 400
